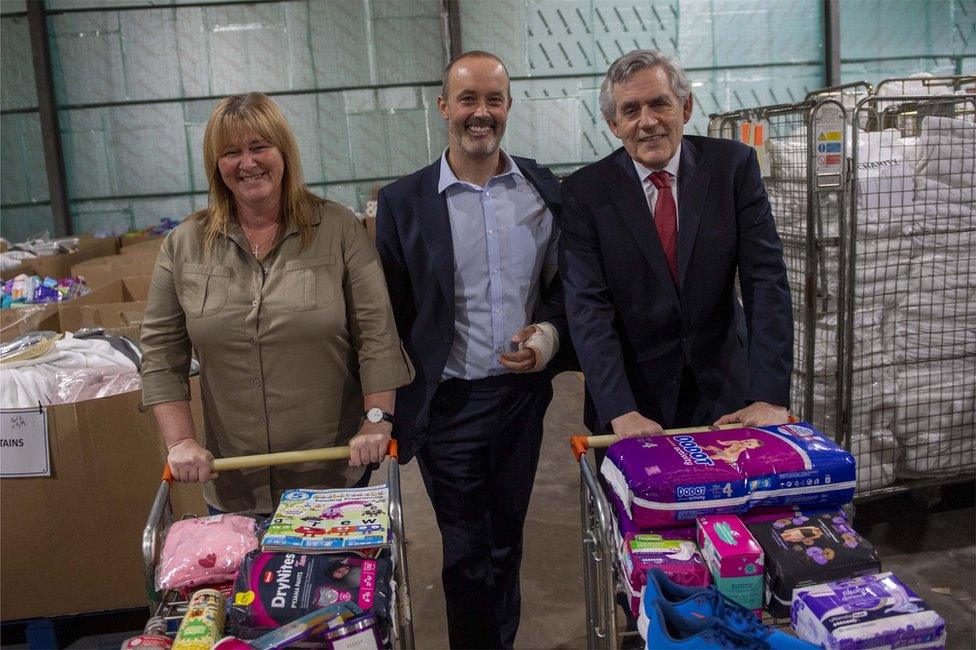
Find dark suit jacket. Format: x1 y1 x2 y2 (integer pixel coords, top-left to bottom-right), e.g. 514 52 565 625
558 136 793 433
375 155 572 462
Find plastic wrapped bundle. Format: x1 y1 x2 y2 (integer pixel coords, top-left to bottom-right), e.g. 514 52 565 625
855 129 919 210
915 115 976 189
792 573 946 650
601 423 856 528
893 288 976 364
156 514 260 591
895 358 975 477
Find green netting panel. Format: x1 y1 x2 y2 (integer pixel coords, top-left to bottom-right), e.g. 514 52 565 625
1 16 38 111
840 0 974 79
1 113 50 206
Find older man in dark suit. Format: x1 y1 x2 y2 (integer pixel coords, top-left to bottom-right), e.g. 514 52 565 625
559 49 793 441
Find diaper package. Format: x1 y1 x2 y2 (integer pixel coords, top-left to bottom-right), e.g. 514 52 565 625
696 515 764 613
792 573 946 650
620 534 710 616
748 511 881 618
228 551 392 637
601 423 856 528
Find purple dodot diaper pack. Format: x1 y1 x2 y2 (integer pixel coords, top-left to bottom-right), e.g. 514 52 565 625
792 572 946 649
601 423 856 528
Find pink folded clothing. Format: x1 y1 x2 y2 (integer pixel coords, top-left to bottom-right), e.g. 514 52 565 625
156 514 260 591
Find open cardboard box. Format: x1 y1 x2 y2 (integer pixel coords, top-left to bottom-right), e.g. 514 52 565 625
72 252 158 290
0 276 151 342
0 379 207 620
119 237 164 257
1 236 119 282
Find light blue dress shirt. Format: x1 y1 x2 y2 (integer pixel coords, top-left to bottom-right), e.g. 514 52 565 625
438 150 558 381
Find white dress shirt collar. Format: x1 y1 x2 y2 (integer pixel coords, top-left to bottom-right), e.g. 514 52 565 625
631 142 682 183
438 149 524 193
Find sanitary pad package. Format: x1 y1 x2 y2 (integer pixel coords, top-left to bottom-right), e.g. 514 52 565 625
620 534 710 616
748 511 881 618
696 515 764 612
792 573 946 649
601 422 856 528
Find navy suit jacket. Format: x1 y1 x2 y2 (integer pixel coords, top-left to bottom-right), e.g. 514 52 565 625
559 137 793 433
375 155 572 462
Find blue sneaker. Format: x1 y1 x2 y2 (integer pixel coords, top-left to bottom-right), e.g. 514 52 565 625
643 568 818 649
637 597 777 649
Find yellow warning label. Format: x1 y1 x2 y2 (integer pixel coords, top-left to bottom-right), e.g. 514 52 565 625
818 133 827 141
824 131 842 141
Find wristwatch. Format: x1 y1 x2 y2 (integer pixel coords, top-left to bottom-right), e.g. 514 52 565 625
365 407 394 425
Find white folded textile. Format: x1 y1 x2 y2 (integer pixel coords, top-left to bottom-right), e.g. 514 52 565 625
767 135 807 180
903 192 976 233
920 115 976 140
895 358 974 476
855 129 918 210
915 135 976 185
796 306 893 376
852 428 901 493
907 232 976 292
913 176 975 206
0 332 140 408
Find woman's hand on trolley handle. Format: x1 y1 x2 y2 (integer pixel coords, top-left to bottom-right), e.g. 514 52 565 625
349 420 392 467
154 400 215 482
611 410 665 438
168 438 216 483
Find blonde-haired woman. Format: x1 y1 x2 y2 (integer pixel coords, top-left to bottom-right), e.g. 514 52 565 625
141 93 414 514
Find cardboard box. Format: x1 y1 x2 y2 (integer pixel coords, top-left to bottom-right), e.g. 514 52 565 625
0 380 207 620
72 252 158 290
0 304 61 341
71 275 151 306
0 276 151 342
1 236 119 281
119 238 164 257
119 232 162 248
59 301 147 332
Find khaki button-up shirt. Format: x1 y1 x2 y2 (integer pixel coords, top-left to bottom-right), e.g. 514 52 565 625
141 200 414 513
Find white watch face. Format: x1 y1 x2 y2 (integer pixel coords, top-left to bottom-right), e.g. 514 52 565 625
366 407 383 423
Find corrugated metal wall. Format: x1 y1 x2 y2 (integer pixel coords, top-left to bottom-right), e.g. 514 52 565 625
1 0 972 241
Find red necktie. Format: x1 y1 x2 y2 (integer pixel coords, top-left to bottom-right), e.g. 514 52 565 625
649 171 678 286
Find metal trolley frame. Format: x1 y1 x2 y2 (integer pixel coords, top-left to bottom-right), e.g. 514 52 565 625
569 425 797 649
707 98 850 441
141 443 415 648
845 92 976 502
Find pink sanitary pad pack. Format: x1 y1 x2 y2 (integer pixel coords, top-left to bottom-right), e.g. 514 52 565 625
601 422 856 528
156 514 260 591
696 515 764 613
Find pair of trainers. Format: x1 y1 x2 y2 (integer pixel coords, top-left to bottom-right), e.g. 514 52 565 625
637 568 817 649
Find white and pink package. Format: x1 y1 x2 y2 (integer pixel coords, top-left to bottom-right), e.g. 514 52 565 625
621 534 710 616
156 514 259 591
601 423 856 528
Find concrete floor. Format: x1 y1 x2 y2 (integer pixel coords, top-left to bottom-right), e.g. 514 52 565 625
5 372 974 649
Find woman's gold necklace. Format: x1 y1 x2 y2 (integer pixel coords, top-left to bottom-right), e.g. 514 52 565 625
242 225 279 259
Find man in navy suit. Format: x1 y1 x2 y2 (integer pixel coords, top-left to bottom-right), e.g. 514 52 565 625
375 51 568 649
560 49 793 441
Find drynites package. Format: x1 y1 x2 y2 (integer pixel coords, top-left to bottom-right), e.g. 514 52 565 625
792 573 946 650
